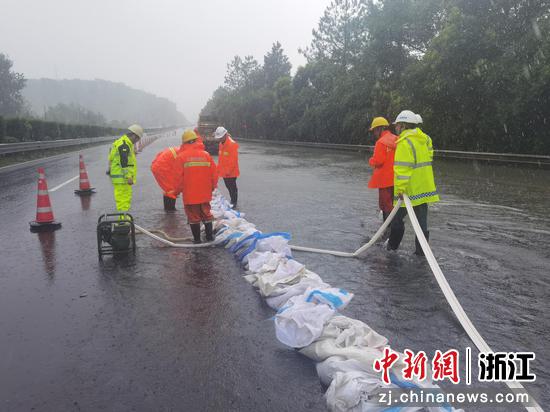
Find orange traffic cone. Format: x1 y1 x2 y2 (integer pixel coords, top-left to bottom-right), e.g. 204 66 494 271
30 168 62 232
74 154 95 195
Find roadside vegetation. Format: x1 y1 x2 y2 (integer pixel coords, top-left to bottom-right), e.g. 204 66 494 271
202 0 550 155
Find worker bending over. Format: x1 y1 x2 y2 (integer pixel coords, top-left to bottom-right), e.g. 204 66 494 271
108 124 143 216
214 126 240 207
151 146 182 211
177 129 218 244
388 110 439 256
367 117 398 223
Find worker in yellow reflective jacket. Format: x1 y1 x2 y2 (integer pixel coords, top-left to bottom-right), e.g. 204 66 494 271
107 124 143 216
387 111 439 256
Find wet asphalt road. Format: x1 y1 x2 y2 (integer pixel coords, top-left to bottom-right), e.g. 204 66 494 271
0 134 549 411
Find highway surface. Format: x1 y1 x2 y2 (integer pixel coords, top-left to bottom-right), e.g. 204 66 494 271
1 134 548 411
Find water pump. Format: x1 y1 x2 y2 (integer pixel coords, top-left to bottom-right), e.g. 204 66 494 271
97 213 136 259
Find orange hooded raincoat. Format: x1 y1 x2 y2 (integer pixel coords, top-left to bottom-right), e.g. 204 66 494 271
177 142 218 205
218 135 240 178
368 130 398 189
151 146 182 199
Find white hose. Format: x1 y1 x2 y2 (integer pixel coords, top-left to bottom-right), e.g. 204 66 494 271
403 195 543 412
136 199 543 410
290 199 402 257
135 224 214 248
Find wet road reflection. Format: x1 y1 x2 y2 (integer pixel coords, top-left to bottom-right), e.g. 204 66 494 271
37 231 56 277
0 139 547 411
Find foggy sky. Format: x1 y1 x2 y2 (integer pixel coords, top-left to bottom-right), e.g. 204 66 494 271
0 0 331 122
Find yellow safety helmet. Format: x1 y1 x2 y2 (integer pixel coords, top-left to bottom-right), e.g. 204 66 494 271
369 117 390 131
182 129 198 143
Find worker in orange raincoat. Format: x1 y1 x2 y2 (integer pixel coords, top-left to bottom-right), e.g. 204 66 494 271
151 146 182 211
177 129 218 244
213 126 240 207
367 117 398 222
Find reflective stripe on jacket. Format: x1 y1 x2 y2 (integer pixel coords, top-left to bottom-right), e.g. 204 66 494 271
150 146 181 198
109 134 137 184
393 128 439 206
177 143 218 204
368 130 398 189
218 135 240 178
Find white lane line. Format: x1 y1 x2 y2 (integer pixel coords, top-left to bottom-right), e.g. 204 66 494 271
49 175 79 192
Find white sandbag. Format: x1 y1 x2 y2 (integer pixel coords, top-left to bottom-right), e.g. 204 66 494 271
325 371 419 412
266 272 330 310
305 288 353 311
256 260 306 297
224 228 257 249
255 235 292 256
300 316 388 370
316 356 375 387
247 251 287 273
274 298 335 348
323 316 388 349
243 273 257 284
274 288 353 348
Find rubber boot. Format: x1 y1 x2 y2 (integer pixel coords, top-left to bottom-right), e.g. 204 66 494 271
163 196 176 211
204 222 214 242
414 231 429 256
190 223 201 244
387 226 405 251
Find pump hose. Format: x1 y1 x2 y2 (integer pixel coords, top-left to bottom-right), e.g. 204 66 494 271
401 195 543 412
135 228 193 242
292 195 542 411
135 197 543 410
134 224 214 248
289 198 402 257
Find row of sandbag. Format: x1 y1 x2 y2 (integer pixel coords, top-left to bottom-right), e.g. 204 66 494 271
210 192 460 412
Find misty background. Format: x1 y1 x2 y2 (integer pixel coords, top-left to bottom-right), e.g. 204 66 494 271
0 0 331 123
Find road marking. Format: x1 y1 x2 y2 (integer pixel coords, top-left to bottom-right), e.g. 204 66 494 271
50 175 79 192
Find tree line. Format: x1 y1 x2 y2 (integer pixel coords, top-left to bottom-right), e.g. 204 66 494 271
201 0 550 155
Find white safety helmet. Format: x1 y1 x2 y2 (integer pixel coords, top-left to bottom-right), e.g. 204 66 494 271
393 110 419 124
127 124 144 139
415 113 423 124
214 126 228 140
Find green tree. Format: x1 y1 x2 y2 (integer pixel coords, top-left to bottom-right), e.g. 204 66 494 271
0 53 26 116
301 0 369 67
263 42 292 88
224 56 262 90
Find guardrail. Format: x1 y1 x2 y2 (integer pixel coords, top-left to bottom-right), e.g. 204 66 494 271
0 131 172 156
238 138 550 167
0 135 117 155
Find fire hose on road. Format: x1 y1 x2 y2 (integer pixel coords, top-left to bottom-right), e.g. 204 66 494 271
290 194 543 412
135 224 214 248
134 194 542 411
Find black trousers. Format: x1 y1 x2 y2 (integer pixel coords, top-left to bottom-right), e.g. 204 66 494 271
388 202 429 253
223 177 238 205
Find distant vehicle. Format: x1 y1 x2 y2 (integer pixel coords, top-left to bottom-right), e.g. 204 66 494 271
197 114 219 155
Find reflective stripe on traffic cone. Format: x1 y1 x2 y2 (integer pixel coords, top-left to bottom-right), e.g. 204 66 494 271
74 154 95 195
30 168 61 232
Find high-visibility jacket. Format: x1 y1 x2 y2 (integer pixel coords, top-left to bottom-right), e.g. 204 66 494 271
109 134 137 184
218 135 240 178
368 130 398 189
177 143 218 205
393 128 439 206
151 146 181 199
